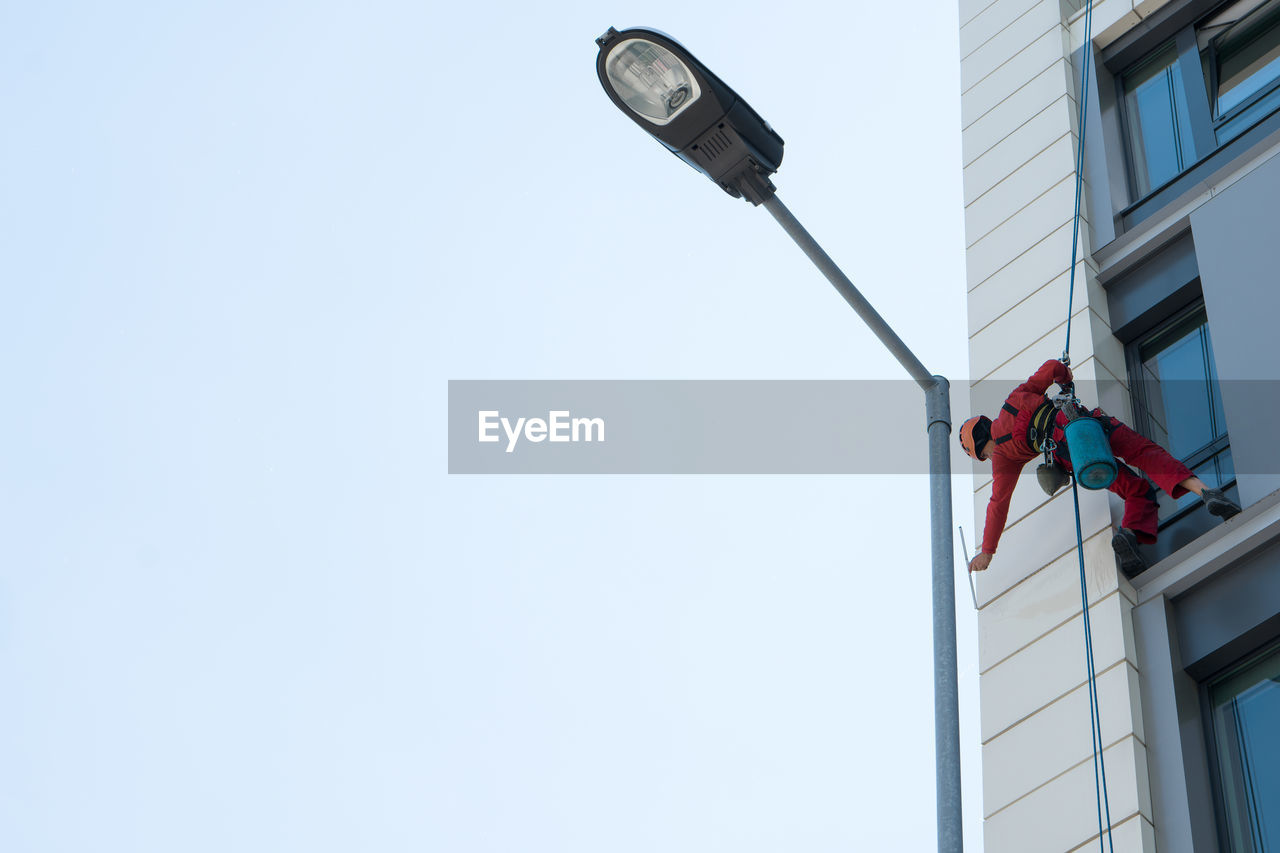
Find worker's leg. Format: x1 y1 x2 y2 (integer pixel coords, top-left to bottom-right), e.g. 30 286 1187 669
1096 409 1240 521
1050 428 1158 542
1109 462 1160 543
1096 412 1195 498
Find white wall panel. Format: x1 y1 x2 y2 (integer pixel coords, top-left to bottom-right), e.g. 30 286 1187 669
965 177 1076 284
962 27 1071 127
983 663 1144 816
984 737 1150 853
978 530 1118 672
1065 814 1155 853
968 221 1074 321
962 0 1047 58
965 99 1073 204
959 3 1156 849
966 135 1077 242
980 591 1133 741
964 63 1074 160
961 0 1004 28
963 2 1061 92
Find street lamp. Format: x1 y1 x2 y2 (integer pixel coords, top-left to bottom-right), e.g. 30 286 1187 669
596 26 964 853
595 27 783 205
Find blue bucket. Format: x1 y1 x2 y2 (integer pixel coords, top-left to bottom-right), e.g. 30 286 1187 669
1064 418 1117 490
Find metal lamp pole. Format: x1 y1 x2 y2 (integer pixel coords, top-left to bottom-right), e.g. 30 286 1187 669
595 28 962 851
762 195 962 853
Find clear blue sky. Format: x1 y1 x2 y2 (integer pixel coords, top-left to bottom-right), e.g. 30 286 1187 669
1 1 983 850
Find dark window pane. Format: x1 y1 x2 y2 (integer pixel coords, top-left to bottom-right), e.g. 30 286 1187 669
1217 1 1280 114
1209 641 1280 852
1202 0 1280 142
1124 42 1197 196
1216 446 1236 488
1138 306 1224 459
1132 303 1233 522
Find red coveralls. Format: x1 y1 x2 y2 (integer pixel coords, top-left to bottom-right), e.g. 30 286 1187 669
980 359 1195 555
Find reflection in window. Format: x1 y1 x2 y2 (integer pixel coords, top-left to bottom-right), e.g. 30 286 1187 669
1208 640 1280 852
1201 0 1280 143
1134 303 1235 516
1123 42 1197 197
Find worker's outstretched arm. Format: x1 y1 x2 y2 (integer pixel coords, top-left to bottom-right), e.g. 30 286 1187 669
974 455 1023 569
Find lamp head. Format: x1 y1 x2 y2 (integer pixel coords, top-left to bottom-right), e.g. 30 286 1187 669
595 27 784 204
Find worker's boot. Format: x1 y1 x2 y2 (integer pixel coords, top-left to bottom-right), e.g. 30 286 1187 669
1111 528 1146 577
1202 487 1241 520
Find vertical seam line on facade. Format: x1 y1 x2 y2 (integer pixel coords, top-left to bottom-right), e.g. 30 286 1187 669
961 0 1044 64
961 22 1063 98
964 57 1067 132
964 92 1074 168
979 585 1123 675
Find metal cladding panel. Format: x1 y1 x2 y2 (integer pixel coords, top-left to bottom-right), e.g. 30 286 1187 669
1173 539 1280 676
1190 151 1280 507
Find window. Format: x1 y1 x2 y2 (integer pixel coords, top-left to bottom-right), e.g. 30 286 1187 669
1206 639 1280 852
1201 0 1280 143
1129 301 1235 519
1123 41 1197 196
1114 0 1280 203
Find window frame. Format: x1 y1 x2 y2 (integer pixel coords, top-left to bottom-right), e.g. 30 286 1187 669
1129 506 1280 853
1114 31 1215 200
1099 0 1280 233
1203 0 1280 134
1198 636 1280 853
1123 297 1236 529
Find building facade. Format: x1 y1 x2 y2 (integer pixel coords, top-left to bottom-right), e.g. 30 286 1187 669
958 0 1280 850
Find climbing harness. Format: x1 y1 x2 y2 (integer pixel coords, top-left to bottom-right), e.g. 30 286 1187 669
1032 400 1070 495
1061 0 1116 849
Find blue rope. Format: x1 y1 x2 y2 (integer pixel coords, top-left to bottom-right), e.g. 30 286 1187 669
1064 0 1095 364
1072 480 1115 853
1062 3 1115 851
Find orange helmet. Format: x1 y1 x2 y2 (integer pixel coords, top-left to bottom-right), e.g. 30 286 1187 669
959 416 992 460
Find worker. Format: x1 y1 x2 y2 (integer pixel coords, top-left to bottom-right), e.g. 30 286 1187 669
959 358 1241 575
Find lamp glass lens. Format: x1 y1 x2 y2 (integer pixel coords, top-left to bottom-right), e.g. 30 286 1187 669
605 39 701 126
